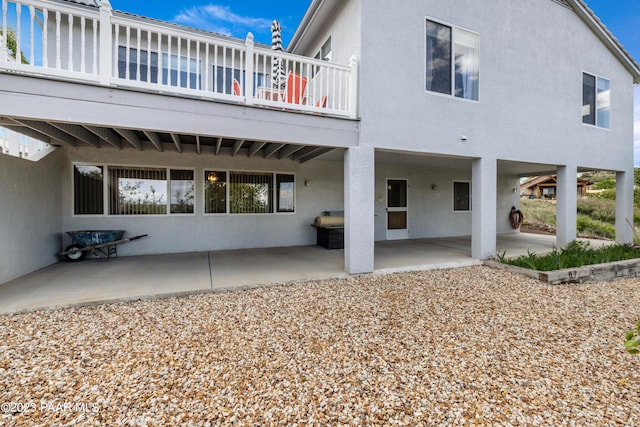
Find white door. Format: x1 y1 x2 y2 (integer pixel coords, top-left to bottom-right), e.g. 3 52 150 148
386 179 408 240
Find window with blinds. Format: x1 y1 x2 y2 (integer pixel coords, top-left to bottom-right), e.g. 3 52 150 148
204 171 227 214
205 171 295 214
170 169 194 214
109 167 167 215
229 172 274 214
74 165 104 215
74 165 293 216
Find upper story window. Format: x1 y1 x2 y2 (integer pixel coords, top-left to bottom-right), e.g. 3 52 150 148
118 46 201 90
426 19 479 101
315 37 332 62
582 73 610 129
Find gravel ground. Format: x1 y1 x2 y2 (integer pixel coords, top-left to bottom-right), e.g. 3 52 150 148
1 266 639 426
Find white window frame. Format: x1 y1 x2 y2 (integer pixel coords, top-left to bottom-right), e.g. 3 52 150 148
314 36 332 62
581 71 611 130
425 17 480 102
202 169 296 216
453 180 472 212
71 163 196 217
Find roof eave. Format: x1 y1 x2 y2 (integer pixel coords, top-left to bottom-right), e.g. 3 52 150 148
287 0 326 53
566 0 640 84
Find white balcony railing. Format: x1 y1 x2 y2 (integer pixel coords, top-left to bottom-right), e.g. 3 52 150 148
0 0 358 118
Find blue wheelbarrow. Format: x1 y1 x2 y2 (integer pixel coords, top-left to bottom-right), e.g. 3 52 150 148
58 230 148 262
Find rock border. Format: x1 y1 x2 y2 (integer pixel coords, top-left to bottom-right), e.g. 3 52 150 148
485 258 640 285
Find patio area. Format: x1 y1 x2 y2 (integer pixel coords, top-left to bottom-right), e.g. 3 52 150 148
0 233 610 314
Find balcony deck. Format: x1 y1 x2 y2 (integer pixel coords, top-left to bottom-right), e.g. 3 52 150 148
0 0 357 119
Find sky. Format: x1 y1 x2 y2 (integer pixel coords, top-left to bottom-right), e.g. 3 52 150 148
109 0 640 164
109 1 311 47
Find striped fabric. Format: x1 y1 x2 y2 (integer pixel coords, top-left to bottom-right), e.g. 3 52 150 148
270 20 287 89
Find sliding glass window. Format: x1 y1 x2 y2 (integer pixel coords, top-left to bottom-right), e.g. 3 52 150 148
426 19 479 101
582 72 610 129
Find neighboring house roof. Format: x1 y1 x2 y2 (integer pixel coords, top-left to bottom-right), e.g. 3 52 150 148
520 176 556 191
289 0 640 83
520 175 591 190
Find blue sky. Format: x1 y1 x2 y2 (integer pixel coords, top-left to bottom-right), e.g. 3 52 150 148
109 1 311 46
110 0 640 164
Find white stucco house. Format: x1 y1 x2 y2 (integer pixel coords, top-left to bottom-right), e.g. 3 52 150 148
1 0 639 285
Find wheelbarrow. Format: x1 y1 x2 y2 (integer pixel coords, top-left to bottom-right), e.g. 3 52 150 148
58 230 148 262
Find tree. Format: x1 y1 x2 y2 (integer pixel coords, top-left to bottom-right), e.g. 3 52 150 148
0 27 29 64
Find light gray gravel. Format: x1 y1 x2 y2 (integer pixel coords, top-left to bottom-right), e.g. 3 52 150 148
1 266 639 426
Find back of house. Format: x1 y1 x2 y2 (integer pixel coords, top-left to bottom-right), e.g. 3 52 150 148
0 0 638 283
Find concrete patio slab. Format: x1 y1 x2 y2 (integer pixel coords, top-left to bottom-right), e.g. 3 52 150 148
0 233 612 314
209 246 347 288
0 252 213 314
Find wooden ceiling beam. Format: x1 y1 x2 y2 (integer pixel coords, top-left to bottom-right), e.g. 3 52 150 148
114 128 143 150
278 144 305 160
232 139 245 156
248 141 267 158
85 126 124 149
51 123 100 147
170 133 183 153
143 131 163 152
14 119 78 146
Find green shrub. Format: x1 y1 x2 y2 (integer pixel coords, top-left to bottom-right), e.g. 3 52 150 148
625 320 640 355
576 215 616 239
594 179 616 190
577 198 616 222
595 189 617 201
498 241 640 271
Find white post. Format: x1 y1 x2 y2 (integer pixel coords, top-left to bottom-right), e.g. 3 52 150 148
98 0 112 85
348 55 359 119
244 33 254 106
344 146 375 274
615 169 634 244
471 157 497 260
556 164 577 248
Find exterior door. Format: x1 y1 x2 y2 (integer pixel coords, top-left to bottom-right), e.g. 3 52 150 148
386 179 408 240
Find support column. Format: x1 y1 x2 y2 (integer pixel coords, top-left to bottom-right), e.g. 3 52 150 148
615 169 634 245
556 164 577 248
344 146 375 274
471 157 497 260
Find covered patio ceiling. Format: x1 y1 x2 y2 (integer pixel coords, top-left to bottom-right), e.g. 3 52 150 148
0 116 336 163
374 150 608 177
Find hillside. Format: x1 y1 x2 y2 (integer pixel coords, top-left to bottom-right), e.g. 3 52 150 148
519 169 640 242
